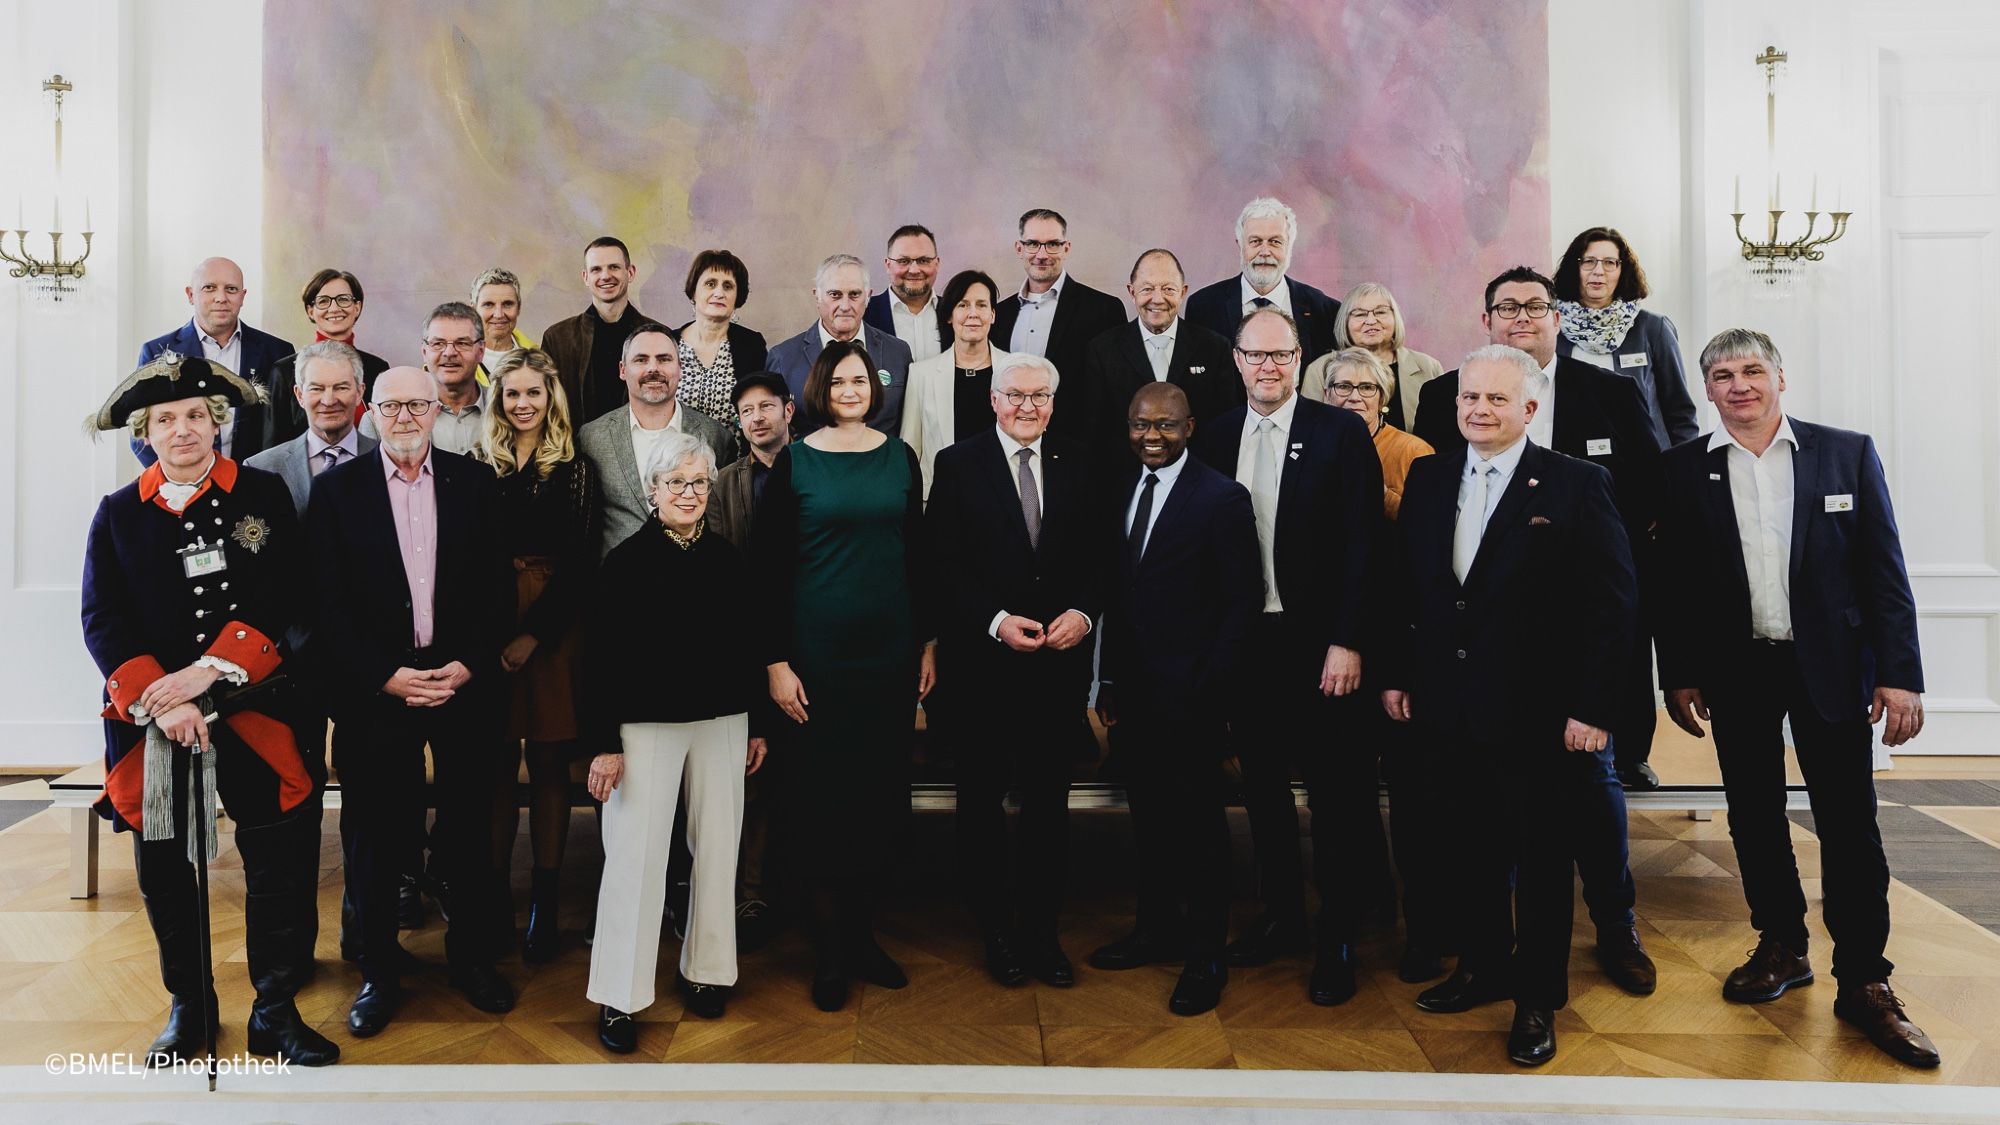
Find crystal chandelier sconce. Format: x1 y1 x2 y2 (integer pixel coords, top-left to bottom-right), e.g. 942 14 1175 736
1730 47 1850 288
1 75 94 302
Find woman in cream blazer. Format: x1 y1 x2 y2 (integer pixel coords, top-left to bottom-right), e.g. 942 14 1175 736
1300 281 1443 433
901 269 1012 501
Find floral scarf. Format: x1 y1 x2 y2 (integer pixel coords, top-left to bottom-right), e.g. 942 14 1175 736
1557 299 1642 355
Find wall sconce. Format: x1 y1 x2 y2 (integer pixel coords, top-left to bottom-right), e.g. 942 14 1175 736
1 75 93 302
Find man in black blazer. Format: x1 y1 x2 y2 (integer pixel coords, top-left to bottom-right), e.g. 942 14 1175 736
925 355 1104 989
1090 383 1261 1017
135 256 295 466
1080 249 1242 471
1411 267 1661 996
305 366 516 1038
1382 345 1638 1066
1184 198 1342 368
990 207 1128 439
1657 330 1938 1069
1189 306 1383 1006
862 224 945 361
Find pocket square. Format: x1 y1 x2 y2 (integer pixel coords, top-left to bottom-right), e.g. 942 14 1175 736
1528 515 1552 526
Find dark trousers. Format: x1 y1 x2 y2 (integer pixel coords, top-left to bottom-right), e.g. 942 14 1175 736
1374 703 1450 950
1117 698 1232 964
1614 633 1660 769
1710 640 1893 983
335 688 506 983
1427 725 1619 1011
1230 613 1390 945
955 675 1081 940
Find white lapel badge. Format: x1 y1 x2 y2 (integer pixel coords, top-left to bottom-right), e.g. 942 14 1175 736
1190 366 1205 375
1709 472 1722 481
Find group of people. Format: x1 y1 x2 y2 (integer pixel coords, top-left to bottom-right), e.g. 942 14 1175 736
80 197 1937 1072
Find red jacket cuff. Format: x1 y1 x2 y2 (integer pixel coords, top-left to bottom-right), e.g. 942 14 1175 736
206 621 281 683
104 655 166 722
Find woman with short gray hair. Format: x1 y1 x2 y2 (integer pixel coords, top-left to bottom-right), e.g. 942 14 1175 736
582 428 767 1051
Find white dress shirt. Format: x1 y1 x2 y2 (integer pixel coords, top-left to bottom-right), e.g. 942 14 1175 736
1459 433 1531 535
1526 353 1560 449
1239 274 1294 316
1008 273 1066 357
1138 318 1178 381
631 406 687 483
1234 391 1301 612
198 324 245 455
889 293 942 362
1712 417 1799 640
1123 447 1188 557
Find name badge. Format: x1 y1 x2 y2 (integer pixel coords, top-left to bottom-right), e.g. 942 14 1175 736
1587 438 1613 456
1825 494 1854 513
179 541 228 578
1620 353 1649 368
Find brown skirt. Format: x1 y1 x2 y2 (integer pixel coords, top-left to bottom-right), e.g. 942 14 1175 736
509 556 583 742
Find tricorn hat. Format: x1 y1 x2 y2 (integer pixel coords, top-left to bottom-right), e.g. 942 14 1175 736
88 350 266 432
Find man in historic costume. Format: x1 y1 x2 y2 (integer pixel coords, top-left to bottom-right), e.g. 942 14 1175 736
80 352 338 1067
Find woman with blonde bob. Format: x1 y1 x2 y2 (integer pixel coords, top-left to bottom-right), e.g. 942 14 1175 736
476 348 600 964
1302 281 1443 433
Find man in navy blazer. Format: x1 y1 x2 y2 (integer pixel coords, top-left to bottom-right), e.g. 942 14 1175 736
1184 198 1342 369
989 208 1128 437
1189 306 1384 1006
765 253 913 435
135 257 295 466
1382 345 1638 1067
862 224 945 361
1089 383 1261 1018
1656 329 1938 1069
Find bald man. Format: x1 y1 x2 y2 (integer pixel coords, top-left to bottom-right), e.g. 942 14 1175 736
136 257 296 466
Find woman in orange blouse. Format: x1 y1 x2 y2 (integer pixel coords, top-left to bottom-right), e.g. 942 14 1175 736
1318 347 1432 519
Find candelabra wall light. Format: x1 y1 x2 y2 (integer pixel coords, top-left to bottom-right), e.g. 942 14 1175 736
1730 47 1851 288
1 75 93 302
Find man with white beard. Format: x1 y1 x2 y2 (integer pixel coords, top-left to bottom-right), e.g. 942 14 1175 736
1185 197 1344 369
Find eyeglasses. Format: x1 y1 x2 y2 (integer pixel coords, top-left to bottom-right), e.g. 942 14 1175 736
1128 419 1185 436
1577 256 1623 273
659 477 712 496
311 294 358 310
1017 239 1069 254
1329 381 1383 398
1000 390 1054 407
1348 306 1394 322
423 337 480 353
375 399 436 417
887 256 938 269
1235 348 1299 366
1488 300 1554 320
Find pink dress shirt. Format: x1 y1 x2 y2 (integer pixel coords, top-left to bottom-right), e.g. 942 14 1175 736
382 448 439 649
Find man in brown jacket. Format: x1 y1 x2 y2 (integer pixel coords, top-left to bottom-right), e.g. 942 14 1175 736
540 235 656 426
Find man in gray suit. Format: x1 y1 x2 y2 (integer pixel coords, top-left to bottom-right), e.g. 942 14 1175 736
764 253 913 435
246 339 378 517
577 323 736 559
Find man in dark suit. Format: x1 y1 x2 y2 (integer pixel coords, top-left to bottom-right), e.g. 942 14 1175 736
1190 306 1384 1006
305 366 516 1038
1657 329 1938 1069
1411 267 1661 995
1090 383 1261 1017
540 235 656 427
764 253 914 436
1184 198 1342 369
863 224 945 361
1079 249 1241 470
135 256 295 466
925 355 1104 989
244 340 379 519
989 208 1127 421
1382 345 1638 1066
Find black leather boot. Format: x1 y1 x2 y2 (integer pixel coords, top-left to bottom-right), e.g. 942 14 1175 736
134 834 216 1067
523 867 561 965
239 818 340 1066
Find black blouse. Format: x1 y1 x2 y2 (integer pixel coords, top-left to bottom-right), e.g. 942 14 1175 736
494 455 599 643
952 365 995 446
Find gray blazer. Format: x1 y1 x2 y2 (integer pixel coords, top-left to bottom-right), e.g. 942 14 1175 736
764 322 913 436
243 430 380 518
577 404 735 559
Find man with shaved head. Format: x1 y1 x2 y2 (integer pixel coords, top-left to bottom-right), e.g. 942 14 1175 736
136 256 295 465
306 365 515 1037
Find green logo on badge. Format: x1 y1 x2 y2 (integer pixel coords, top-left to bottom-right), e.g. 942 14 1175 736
877 369 891 385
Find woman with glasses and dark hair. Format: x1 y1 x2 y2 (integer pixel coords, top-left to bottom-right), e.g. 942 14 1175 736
1552 227 1698 447
675 249 768 438
268 268 392 447
899 269 1014 500
1302 282 1442 433
750 338 934 1012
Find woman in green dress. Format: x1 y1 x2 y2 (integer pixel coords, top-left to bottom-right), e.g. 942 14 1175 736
751 339 935 1012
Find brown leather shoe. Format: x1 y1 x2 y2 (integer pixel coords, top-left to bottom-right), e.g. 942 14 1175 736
1722 935 1813 1003
1834 982 1941 1069
1595 927 1657 996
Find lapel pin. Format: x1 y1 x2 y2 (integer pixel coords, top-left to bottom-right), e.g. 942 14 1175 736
1287 451 1299 460
1190 366 1205 374
1527 478 1539 488
1709 472 1722 480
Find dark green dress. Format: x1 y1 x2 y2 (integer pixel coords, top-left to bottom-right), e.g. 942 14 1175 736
751 439 927 880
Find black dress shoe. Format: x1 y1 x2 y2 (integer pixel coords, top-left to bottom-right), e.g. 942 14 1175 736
145 993 219 1066
1617 762 1661 790
1415 967 1512 1014
1169 961 1227 1016
1834 981 1942 1069
1087 929 1185 971
811 957 851 1012
397 874 426 930
1224 915 1312 967
735 899 775 954
1506 1005 1557 1066
247 1001 341 1066
676 973 728 1020
1310 944 1358 1007
1398 944 1445 984
847 938 907 989
1723 935 1814 1003
1596 927 1658 996
1026 941 1075 988
449 964 516 1013
347 981 400 1038
983 932 1027 986
597 1006 638 1054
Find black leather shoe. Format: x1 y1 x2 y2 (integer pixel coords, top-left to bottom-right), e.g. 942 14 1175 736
522 868 560 966
1596 927 1658 996
397 874 426 930
347 981 400 1038
983 932 1027 986
1506 1005 1557 1066
597 1006 638 1054
145 993 219 1066
1087 929 1185 971
1723 935 1814 1003
247 1001 340 1066
1026 941 1075 988
848 938 907 989
1834 981 1942 1069
735 899 775 954
1169 961 1227 1016
449 964 516 1014
1224 915 1312 967
811 956 851 1013
1309 944 1358 1007
1415 967 1513 1014
676 973 727 1020
1618 762 1661 791
1398 944 1445 984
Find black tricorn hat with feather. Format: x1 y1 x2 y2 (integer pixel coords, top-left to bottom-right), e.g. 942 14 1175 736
86 350 266 433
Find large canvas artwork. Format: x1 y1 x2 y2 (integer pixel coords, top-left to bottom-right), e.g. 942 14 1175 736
264 0 1548 365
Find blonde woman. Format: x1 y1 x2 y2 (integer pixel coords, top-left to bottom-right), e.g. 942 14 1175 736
1319 348 1433 521
1301 282 1443 433
477 348 600 963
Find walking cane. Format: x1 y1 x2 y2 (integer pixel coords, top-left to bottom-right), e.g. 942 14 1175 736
188 736 218 1092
